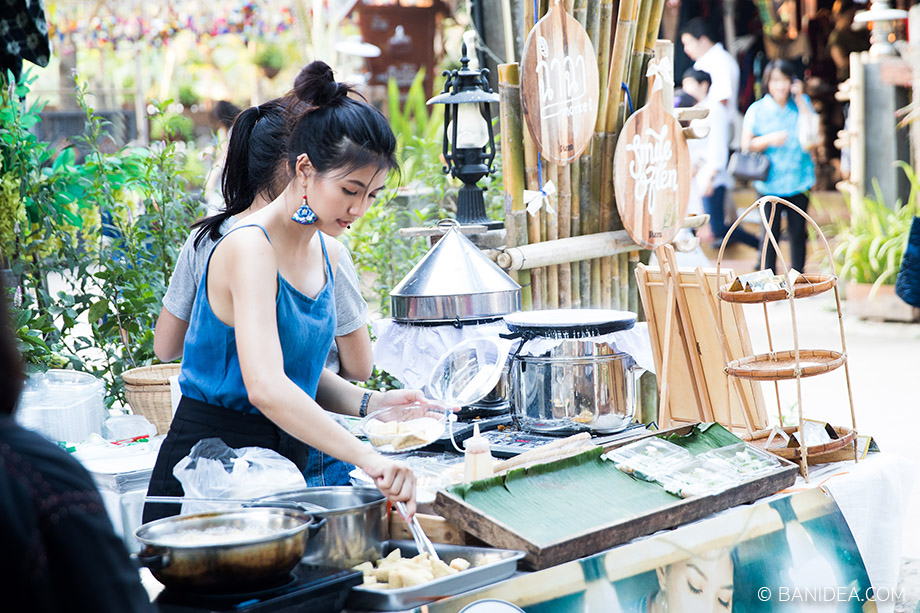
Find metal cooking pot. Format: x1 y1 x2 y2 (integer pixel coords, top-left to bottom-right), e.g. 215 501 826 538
135 507 324 593
510 353 643 435
258 486 387 568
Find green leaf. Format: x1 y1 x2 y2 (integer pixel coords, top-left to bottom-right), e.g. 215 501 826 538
87 299 109 323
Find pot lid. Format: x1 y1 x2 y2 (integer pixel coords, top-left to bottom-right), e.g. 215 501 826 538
427 337 509 406
390 220 521 323
504 309 637 339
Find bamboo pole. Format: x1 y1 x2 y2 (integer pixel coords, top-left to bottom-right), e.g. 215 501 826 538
570 160 582 307
497 215 707 270
628 252 639 313
625 0 654 109
644 0 667 53
498 63 530 308
557 159 573 307
595 0 616 308
575 0 603 308
599 0 637 308
610 247 621 309
522 111 544 308
604 0 639 132
619 252 629 308
545 162 559 308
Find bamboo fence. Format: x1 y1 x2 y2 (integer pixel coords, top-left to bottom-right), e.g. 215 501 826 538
500 0 668 310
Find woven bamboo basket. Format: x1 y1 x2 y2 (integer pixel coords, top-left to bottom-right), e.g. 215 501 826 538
122 364 181 435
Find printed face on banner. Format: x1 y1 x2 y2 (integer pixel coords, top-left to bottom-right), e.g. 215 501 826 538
426 488 875 613
520 5 599 165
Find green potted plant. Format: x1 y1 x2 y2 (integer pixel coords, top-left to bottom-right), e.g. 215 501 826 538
254 43 284 79
833 162 920 321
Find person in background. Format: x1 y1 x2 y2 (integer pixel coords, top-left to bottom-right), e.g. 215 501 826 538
144 61 418 524
680 18 740 114
203 100 242 216
682 68 759 250
827 0 870 85
0 281 155 612
741 59 819 273
154 99 373 383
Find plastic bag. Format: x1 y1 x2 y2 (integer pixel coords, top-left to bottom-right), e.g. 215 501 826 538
173 438 306 515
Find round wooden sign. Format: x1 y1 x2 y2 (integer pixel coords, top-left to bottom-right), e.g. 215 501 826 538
613 77 691 250
520 2 599 165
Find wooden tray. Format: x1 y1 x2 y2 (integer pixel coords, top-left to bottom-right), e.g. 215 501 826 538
743 425 857 463
432 424 797 570
726 349 846 380
718 274 837 304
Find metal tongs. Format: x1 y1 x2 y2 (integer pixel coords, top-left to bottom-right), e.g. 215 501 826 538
395 501 440 561
144 495 326 514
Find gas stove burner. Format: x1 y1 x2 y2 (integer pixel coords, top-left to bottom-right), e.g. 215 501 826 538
155 565 361 612
158 573 298 604
457 399 511 419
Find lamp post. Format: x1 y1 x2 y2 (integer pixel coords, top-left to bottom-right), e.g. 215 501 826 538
427 42 502 229
854 0 908 57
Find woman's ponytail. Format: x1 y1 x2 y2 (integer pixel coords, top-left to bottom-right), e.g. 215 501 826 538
193 101 288 248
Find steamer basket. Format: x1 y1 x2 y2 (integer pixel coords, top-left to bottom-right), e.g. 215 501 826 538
122 364 181 435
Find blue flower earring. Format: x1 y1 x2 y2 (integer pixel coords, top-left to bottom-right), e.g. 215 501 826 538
292 191 317 225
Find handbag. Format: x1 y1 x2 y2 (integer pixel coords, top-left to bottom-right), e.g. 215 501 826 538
895 216 920 308
728 150 771 182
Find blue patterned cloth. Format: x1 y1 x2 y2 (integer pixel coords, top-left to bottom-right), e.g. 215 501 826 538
742 94 815 197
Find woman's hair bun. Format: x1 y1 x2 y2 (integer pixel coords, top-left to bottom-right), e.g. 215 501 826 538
292 60 347 107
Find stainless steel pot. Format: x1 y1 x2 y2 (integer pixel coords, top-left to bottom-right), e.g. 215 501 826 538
258 486 387 568
510 353 642 435
134 507 324 593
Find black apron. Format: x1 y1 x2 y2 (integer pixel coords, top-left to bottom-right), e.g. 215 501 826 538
142 396 309 523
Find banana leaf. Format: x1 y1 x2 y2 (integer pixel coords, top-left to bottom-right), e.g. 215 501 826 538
447 424 745 546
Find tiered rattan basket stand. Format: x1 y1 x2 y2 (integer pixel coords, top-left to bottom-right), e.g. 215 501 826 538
714 196 858 481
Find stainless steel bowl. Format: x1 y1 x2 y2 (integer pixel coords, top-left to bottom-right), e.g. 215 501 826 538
134 507 324 593
258 486 388 567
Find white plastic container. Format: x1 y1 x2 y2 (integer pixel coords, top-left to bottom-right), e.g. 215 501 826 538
15 370 106 444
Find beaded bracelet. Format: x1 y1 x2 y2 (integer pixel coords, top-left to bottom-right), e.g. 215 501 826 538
359 391 372 418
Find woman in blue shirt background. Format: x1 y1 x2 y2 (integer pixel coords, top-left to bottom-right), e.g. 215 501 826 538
741 59 819 273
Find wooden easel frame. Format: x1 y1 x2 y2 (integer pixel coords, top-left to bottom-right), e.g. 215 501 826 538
636 246 768 433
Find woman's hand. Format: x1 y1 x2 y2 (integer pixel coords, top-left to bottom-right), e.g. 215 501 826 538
791 79 806 104
361 454 417 516
368 388 426 413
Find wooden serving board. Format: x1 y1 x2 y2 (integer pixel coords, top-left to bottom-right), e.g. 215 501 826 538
432 424 797 570
520 0 599 165
614 70 691 249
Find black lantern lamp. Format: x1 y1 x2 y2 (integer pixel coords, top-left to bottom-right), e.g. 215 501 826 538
427 42 502 229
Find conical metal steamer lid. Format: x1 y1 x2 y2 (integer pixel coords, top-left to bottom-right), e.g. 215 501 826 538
390 220 521 323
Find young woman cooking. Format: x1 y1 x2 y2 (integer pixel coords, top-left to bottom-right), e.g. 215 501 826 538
154 98 373 382
144 62 418 522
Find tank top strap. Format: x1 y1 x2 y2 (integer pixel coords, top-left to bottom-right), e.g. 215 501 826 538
318 232 334 280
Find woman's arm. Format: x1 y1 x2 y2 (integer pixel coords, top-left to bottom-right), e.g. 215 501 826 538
329 239 373 381
334 328 374 381
212 228 417 511
153 308 189 362
742 127 787 153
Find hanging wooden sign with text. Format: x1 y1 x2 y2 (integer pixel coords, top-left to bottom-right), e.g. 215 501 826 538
614 60 690 250
520 1 599 165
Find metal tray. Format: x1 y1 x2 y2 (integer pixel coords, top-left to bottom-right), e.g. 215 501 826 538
345 540 525 611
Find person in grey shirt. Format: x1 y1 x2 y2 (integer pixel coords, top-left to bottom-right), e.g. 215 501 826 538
154 99 372 381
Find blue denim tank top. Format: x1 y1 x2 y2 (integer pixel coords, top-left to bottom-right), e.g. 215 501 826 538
178 225 336 414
